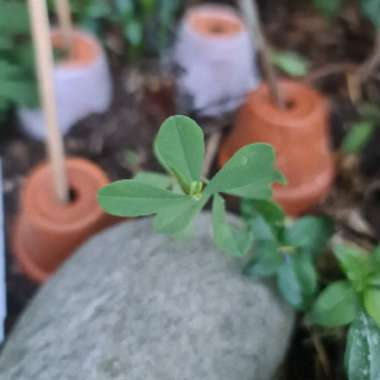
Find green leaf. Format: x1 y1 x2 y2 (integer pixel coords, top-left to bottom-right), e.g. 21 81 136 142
358 102 380 122
366 273 380 287
271 50 309 77
212 194 252 257
249 213 277 242
206 144 284 200
241 199 284 226
154 116 205 191
134 171 174 190
0 1 30 33
0 78 38 107
245 240 282 278
334 245 372 291
97 180 191 217
341 121 374 154
241 199 284 240
345 312 380 380
87 1 113 18
372 246 380 268
0 36 11 50
284 216 333 258
124 20 143 46
309 280 360 327
277 254 317 310
361 0 380 28
153 197 202 234
364 288 380 328
314 0 343 17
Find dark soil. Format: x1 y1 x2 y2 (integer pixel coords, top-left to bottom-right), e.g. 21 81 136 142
1 1 380 380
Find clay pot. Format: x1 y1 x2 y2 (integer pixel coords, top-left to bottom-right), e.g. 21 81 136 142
174 4 259 116
18 29 112 139
12 157 116 283
219 80 334 215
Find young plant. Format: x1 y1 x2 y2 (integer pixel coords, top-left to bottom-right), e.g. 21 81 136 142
98 115 284 256
309 244 380 380
241 199 333 310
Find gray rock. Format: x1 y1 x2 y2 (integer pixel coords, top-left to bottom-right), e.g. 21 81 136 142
0 214 294 380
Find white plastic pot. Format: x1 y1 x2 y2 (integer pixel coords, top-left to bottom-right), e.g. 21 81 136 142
173 4 260 116
18 29 112 140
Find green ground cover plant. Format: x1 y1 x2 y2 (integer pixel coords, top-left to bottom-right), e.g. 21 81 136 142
98 115 380 380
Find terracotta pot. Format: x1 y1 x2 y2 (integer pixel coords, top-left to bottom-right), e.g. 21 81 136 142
174 4 259 116
219 80 334 215
18 29 112 140
12 157 117 283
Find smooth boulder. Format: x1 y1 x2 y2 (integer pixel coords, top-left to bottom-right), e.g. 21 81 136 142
0 214 294 380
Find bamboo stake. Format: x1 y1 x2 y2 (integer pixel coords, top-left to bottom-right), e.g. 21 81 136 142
239 0 285 109
54 0 74 52
27 0 69 203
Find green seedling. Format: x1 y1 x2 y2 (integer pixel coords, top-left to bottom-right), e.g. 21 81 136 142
242 199 333 310
309 244 380 380
98 115 284 256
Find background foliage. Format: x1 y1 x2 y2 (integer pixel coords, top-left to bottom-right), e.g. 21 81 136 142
0 0 37 116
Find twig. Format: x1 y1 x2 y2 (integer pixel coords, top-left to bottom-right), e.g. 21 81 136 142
309 329 332 380
305 62 356 83
355 29 380 85
238 0 285 109
28 0 69 203
54 0 74 52
202 131 223 179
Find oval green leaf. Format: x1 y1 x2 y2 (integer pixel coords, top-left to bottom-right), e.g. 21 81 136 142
212 194 252 257
345 312 380 380
277 254 317 310
154 116 204 191
284 216 333 258
364 288 380 328
206 144 284 200
309 280 360 327
97 180 190 217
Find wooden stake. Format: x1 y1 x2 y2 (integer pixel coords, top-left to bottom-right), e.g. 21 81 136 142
27 0 69 203
54 0 73 52
239 0 285 109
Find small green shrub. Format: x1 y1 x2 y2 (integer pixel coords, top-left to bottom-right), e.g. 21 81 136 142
0 0 38 116
309 244 380 380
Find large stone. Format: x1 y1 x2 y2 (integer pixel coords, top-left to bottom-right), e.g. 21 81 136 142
0 214 294 380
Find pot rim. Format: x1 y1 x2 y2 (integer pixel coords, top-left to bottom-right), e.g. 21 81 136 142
21 157 108 234
245 80 328 128
183 4 245 40
51 28 102 68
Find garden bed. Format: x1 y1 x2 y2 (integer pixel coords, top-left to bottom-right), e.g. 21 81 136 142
1 2 380 379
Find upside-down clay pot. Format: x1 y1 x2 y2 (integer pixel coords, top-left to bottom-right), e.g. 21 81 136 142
18 29 112 139
219 80 334 215
174 4 259 116
12 158 116 283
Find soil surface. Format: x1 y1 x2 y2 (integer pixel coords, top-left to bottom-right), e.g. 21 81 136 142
1 2 380 380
